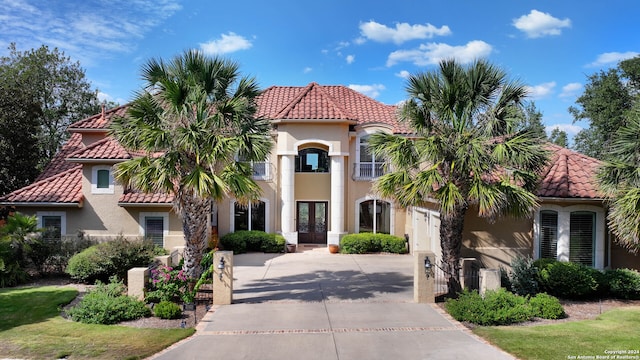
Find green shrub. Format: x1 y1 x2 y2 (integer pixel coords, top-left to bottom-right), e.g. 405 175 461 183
67 277 151 324
445 288 534 326
66 236 159 283
219 231 284 254
509 256 539 296
529 293 566 319
537 261 600 299
339 233 407 254
603 268 640 300
153 301 182 319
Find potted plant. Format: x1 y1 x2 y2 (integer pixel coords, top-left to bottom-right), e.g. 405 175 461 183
286 243 296 253
329 244 339 254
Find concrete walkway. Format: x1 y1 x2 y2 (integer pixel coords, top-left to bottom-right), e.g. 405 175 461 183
150 249 514 360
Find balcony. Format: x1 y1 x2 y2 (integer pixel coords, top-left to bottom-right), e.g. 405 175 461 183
249 161 273 181
353 162 385 181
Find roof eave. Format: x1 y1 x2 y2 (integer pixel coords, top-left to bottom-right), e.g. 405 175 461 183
538 196 605 202
66 158 129 164
118 202 173 208
0 201 83 208
271 118 358 125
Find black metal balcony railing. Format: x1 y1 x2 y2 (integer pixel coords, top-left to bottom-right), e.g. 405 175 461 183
251 161 273 181
353 162 385 180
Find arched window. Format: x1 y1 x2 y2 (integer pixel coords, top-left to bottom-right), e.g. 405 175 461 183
295 148 329 173
358 199 391 234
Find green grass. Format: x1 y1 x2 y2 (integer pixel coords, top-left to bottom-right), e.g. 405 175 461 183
0 286 195 360
474 307 640 360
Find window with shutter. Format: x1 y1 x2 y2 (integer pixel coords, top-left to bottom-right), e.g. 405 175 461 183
145 217 164 247
539 210 558 260
570 212 595 266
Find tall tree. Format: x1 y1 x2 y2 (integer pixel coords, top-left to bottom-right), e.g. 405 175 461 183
570 57 640 159
512 101 547 139
110 50 273 279
597 105 640 252
369 59 549 296
0 43 100 170
0 80 42 195
549 128 569 147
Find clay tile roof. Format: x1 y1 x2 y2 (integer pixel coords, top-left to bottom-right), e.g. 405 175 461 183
36 133 84 181
68 104 129 131
118 192 174 205
0 167 82 205
537 144 604 199
66 137 132 161
257 83 408 133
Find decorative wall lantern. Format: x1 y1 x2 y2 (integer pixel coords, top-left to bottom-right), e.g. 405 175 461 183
424 257 433 278
217 257 226 281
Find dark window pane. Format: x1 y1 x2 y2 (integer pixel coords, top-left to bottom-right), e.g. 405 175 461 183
97 169 110 188
145 217 164 247
250 202 266 232
42 216 61 240
570 212 595 266
234 204 249 232
540 210 558 259
295 148 329 173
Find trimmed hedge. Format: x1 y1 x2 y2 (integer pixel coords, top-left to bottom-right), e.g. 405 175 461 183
66 236 162 283
537 260 601 299
339 233 407 254
219 231 286 254
602 268 640 300
445 289 535 326
529 293 566 319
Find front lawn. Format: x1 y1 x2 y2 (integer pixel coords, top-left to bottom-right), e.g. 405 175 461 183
0 286 194 360
474 307 640 360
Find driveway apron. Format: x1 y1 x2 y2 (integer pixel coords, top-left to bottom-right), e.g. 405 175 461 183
150 250 514 360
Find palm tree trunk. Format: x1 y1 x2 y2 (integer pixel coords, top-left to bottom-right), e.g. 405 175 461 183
177 194 211 280
440 206 467 297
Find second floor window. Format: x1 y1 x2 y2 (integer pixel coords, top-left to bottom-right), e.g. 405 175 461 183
356 135 384 179
295 148 329 173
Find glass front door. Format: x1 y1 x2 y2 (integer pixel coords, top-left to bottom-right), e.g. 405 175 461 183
297 201 327 244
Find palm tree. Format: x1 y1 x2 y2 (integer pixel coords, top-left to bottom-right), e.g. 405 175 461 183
110 50 273 279
597 106 640 252
369 59 549 296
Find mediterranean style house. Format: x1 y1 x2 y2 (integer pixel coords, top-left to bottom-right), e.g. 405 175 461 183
1 82 637 270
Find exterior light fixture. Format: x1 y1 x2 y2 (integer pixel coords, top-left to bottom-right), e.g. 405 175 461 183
424 257 433 278
217 257 226 281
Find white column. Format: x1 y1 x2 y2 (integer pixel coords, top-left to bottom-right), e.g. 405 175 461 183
280 155 297 244
328 155 346 245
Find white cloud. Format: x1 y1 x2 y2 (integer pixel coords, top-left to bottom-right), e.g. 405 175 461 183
303 67 313 74
97 91 126 105
396 70 411 79
348 84 386 98
200 32 252 55
559 82 583 99
513 10 571 38
346 55 355 64
359 20 451 45
525 81 556 99
587 51 639 67
0 0 182 65
386 40 492 67
546 123 583 136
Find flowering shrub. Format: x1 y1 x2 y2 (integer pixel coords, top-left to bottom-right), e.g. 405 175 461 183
146 265 194 303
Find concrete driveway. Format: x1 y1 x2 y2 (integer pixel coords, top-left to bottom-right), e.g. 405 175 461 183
150 249 514 360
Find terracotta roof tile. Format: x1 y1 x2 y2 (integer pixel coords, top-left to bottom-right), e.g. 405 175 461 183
537 144 603 199
0 167 82 205
66 137 132 161
36 133 84 181
119 192 174 205
257 83 409 133
68 104 129 131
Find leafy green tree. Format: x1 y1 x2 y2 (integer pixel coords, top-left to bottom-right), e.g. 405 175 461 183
0 43 100 170
0 80 42 194
110 50 273 279
549 128 569 147
512 102 547 139
570 57 639 159
597 106 640 252
369 59 549 295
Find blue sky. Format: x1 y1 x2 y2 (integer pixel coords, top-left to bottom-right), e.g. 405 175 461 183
1 0 639 143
